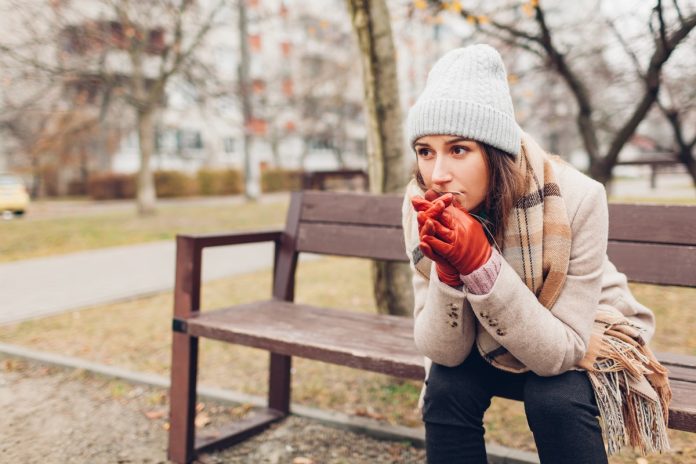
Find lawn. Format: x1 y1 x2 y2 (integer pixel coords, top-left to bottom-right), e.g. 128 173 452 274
0 198 289 262
1 255 695 463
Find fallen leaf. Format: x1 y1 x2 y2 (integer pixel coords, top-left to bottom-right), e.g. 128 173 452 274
145 410 166 420
162 422 171 431
195 413 211 428
354 406 385 421
195 402 205 412
229 404 253 418
292 458 315 464
635 458 649 464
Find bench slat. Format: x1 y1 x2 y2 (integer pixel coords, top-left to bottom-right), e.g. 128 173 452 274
608 242 696 287
297 223 409 262
665 364 696 383
609 204 696 246
669 379 696 432
187 301 424 379
300 191 403 227
657 351 696 369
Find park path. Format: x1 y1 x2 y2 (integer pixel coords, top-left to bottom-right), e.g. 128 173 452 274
0 239 318 325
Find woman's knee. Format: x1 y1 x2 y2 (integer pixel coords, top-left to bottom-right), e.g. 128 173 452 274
524 371 598 428
422 362 491 426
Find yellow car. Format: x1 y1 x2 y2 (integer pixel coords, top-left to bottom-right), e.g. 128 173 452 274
0 173 30 217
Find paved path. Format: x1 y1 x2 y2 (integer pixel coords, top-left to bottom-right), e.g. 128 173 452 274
0 240 318 325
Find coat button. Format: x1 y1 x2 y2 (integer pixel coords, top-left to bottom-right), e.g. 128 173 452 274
496 328 506 336
488 318 499 327
479 311 488 319
449 311 457 318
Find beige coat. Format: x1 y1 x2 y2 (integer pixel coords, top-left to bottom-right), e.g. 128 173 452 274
401 158 656 406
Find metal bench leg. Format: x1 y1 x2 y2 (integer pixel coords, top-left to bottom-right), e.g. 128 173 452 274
269 353 292 414
168 332 199 464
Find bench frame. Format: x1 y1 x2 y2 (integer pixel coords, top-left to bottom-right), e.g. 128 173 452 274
167 191 696 464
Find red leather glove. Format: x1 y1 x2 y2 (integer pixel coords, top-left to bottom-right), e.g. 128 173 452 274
421 197 492 277
411 192 462 287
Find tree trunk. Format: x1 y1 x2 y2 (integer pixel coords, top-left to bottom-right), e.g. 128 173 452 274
346 0 412 317
237 0 258 201
136 108 157 215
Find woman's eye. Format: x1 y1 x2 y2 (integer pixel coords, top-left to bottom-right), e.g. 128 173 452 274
452 146 468 155
417 148 432 157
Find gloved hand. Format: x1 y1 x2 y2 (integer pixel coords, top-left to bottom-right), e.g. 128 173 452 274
411 192 462 287
413 190 492 278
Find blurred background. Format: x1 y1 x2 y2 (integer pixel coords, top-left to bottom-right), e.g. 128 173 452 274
1 1 695 463
0 0 694 218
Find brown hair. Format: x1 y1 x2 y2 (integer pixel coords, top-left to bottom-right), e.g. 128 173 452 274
413 142 526 250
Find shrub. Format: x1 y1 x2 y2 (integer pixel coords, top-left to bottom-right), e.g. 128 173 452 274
67 180 87 196
154 170 197 198
197 168 244 195
261 168 302 192
87 173 136 200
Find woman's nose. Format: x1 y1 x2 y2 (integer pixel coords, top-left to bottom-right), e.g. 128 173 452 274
431 155 452 185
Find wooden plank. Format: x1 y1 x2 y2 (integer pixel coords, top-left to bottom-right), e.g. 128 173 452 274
273 191 303 301
608 204 696 246
607 242 696 287
296 223 409 262
657 352 696 369
668 379 696 432
176 229 283 248
665 364 696 383
300 191 403 227
195 408 284 455
187 301 425 380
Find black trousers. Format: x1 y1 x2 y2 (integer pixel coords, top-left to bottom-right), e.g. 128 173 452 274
422 348 608 464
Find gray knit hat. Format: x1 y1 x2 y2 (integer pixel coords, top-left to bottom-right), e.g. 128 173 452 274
406 44 521 156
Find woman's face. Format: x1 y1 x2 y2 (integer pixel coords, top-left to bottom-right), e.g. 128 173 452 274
414 135 490 213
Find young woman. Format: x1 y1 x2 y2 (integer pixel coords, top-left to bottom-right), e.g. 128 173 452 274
401 44 671 464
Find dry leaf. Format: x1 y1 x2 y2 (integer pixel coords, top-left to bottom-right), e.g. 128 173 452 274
635 458 649 464
354 407 385 421
229 404 253 417
195 402 205 413
195 413 211 428
145 410 166 420
162 422 171 431
292 458 315 464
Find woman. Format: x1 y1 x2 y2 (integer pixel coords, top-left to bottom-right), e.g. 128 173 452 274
401 44 671 463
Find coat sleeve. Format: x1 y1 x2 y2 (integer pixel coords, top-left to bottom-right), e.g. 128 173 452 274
402 189 477 367
466 182 609 376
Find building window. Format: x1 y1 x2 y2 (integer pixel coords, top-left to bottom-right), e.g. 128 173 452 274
177 130 203 150
252 78 266 94
223 137 235 153
249 34 262 53
282 78 293 97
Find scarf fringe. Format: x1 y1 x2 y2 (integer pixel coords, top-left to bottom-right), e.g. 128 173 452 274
587 335 671 456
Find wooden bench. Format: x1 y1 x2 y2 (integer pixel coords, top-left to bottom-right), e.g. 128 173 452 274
167 191 696 463
301 169 369 191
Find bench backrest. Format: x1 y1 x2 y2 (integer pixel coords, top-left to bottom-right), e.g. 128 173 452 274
272 191 696 301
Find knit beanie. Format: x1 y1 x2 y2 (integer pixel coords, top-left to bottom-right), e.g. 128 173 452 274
406 44 521 156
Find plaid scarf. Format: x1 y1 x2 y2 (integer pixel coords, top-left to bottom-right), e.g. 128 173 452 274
407 132 671 455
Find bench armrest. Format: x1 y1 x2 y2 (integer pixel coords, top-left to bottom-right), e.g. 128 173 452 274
174 229 284 320
176 229 283 249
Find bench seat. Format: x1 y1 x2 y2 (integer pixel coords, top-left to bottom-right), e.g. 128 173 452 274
186 300 424 380
184 300 696 433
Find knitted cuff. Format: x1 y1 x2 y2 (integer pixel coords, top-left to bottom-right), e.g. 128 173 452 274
460 248 502 295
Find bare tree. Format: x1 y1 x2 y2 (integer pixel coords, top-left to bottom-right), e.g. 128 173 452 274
427 0 696 184
346 0 412 317
0 0 228 214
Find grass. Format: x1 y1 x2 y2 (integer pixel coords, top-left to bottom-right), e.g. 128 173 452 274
1 256 696 463
0 199 289 263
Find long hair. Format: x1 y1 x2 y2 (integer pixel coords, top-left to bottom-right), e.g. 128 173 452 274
413 142 526 251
